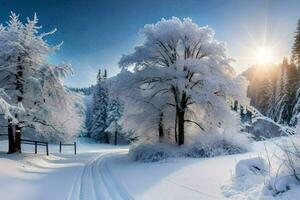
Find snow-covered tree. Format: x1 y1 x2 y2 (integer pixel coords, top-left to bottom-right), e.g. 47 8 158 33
291 19 300 67
90 69 109 143
0 12 84 151
118 17 248 145
106 96 123 145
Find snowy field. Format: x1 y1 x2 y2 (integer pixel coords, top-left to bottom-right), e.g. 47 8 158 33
0 137 285 200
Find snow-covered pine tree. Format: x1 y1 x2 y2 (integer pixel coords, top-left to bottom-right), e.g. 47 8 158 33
85 95 94 137
0 12 84 151
273 61 290 124
286 63 299 124
291 19 300 67
256 72 273 114
106 96 123 145
90 69 102 134
90 69 109 143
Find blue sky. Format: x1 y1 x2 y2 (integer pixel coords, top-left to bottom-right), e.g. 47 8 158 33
0 0 299 87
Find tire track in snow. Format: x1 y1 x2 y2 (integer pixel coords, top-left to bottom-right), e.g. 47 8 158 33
67 154 100 200
98 154 133 200
70 151 132 200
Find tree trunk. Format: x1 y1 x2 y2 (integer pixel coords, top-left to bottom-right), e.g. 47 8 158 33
104 132 110 144
177 110 185 145
15 58 23 153
114 131 117 145
7 121 16 154
15 124 21 153
174 114 178 143
158 112 164 142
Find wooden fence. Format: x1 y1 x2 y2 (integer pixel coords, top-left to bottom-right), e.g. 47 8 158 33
59 141 77 155
20 139 49 156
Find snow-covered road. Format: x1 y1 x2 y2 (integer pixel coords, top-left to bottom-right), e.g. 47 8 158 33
0 139 130 200
68 152 132 200
0 139 269 200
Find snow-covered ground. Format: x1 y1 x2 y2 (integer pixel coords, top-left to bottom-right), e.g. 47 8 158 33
0 138 293 200
0 138 128 200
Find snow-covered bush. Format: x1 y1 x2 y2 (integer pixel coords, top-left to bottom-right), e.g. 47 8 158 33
129 143 177 162
235 157 269 177
225 136 300 198
264 137 300 195
222 157 269 199
183 140 247 158
130 139 249 163
129 127 250 162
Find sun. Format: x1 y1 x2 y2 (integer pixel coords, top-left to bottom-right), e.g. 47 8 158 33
255 48 273 64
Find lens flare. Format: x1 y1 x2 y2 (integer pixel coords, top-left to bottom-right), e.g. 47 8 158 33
255 48 273 64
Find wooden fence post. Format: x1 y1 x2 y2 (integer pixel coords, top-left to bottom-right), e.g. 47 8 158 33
59 141 62 153
74 142 76 155
35 141 37 154
46 142 49 156
16 129 21 153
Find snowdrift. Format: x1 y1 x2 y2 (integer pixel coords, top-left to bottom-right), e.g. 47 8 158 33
245 117 294 140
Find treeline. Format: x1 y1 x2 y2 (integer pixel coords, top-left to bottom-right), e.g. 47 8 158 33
68 86 95 96
243 59 298 125
244 20 300 126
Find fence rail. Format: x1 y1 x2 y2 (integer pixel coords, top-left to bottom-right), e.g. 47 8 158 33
59 141 77 155
20 139 49 156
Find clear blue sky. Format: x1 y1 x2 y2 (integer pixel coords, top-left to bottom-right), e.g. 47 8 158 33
0 0 299 87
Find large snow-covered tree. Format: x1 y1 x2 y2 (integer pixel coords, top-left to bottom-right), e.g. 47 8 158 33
0 12 84 152
118 17 248 145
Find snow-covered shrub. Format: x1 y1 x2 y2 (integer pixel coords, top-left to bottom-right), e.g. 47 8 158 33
236 157 269 177
224 137 300 198
264 137 300 195
222 157 269 199
129 143 177 162
183 141 247 158
130 129 250 162
130 140 248 162
183 112 251 157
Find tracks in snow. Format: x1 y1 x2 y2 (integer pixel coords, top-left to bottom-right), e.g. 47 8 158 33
68 151 132 200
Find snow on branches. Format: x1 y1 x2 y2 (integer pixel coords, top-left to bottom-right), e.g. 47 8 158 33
0 12 84 142
117 17 249 146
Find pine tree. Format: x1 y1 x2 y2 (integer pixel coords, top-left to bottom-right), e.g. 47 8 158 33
103 69 108 80
90 69 109 143
286 63 299 124
106 97 123 145
291 19 300 67
274 62 290 124
0 12 81 152
257 74 273 114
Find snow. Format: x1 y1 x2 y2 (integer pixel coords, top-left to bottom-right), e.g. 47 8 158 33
235 157 269 177
0 137 257 200
0 138 128 200
1 137 299 200
108 153 250 200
